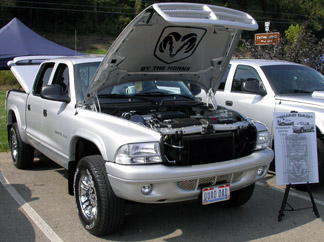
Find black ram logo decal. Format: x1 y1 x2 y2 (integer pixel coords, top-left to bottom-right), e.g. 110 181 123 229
154 27 206 64
159 32 197 58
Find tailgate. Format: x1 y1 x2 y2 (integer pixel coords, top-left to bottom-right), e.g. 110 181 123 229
7 56 62 93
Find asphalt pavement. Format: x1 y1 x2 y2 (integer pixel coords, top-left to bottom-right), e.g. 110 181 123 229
0 152 324 242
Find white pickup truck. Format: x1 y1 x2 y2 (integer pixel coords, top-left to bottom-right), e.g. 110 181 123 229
5 3 273 236
216 59 324 185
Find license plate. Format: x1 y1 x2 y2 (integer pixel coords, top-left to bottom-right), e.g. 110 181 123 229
202 184 230 205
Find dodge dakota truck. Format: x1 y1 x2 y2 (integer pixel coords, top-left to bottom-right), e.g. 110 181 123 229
6 3 273 236
216 59 324 185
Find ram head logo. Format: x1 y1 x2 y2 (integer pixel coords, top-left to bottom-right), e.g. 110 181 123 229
154 27 206 64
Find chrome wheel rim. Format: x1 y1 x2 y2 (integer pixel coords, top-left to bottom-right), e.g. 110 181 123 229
78 169 97 220
10 130 18 162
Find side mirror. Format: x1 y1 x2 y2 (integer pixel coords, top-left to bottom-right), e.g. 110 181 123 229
41 84 70 103
242 79 266 96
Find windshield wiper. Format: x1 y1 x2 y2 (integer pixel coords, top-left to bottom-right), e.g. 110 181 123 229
134 91 173 96
98 94 130 98
98 94 157 104
135 92 194 100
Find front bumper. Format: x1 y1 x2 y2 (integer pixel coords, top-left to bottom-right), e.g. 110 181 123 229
105 148 273 203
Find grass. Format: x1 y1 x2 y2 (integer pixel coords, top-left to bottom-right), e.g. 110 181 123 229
0 70 17 86
1 71 20 152
83 48 107 55
0 90 9 152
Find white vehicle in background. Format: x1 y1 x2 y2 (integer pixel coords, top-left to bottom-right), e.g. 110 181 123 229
216 59 324 184
277 118 294 126
6 4 273 236
293 121 315 133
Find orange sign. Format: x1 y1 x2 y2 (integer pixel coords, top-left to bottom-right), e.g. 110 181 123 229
255 32 280 45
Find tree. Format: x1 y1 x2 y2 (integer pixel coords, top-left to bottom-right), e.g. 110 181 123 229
238 22 324 74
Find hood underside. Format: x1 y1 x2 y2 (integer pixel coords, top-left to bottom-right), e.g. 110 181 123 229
86 3 258 99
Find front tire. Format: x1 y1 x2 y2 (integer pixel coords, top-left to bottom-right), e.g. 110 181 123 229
217 183 255 208
9 123 34 169
74 155 125 236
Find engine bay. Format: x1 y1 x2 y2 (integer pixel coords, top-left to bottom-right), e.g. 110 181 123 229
100 102 258 166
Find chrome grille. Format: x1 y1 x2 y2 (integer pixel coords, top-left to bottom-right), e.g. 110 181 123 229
177 172 245 191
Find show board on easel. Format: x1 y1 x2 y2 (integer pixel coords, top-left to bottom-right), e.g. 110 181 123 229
273 112 319 185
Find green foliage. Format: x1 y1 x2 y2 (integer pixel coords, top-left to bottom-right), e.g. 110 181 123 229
134 0 143 15
279 0 324 32
285 24 302 46
239 22 324 74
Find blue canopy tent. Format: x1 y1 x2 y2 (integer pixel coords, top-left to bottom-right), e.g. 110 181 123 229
0 18 84 70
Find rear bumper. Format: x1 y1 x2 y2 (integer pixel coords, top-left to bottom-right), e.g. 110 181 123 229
105 148 273 203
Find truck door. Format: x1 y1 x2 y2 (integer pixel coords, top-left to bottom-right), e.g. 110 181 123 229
41 63 72 167
223 64 275 133
26 62 54 148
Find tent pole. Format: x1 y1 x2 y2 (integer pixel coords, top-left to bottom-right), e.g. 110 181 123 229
74 29 77 55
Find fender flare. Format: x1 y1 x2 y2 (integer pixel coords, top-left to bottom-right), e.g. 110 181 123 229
69 128 108 162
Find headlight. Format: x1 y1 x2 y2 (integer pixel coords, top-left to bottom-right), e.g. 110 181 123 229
115 142 162 164
255 131 270 150
253 121 270 150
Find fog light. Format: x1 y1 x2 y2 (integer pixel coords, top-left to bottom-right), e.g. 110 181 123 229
141 184 153 195
257 166 266 176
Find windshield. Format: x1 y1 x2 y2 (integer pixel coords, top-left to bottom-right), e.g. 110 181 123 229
261 64 324 94
98 80 194 99
74 62 101 102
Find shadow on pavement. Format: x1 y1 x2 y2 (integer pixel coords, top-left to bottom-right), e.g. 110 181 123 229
0 181 37 241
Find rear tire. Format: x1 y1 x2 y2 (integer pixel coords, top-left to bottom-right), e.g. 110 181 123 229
9 123 34 169
217 183 255 208
74 155 125 236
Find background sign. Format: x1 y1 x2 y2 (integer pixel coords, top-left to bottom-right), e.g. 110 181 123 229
273 112 319 185
255 32 280 45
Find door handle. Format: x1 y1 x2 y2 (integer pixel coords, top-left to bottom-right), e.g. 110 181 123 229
225 100 233 106
27 104 31 111
43 109 47 117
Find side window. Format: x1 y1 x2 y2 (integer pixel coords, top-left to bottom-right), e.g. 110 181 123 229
231 65 265 93
52 64 69 95
75 62 100 102
218 64 231 91
34 63 55 95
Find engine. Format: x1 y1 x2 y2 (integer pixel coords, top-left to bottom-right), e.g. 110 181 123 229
119 106 257 166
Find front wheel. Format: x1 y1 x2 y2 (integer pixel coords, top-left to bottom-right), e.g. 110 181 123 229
74 155 125 236
9 123 34 169
217 183 255 208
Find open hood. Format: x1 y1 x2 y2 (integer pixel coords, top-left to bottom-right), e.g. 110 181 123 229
86 3 258 99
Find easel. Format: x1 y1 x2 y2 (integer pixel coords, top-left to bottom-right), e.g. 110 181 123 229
278 182 320 222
